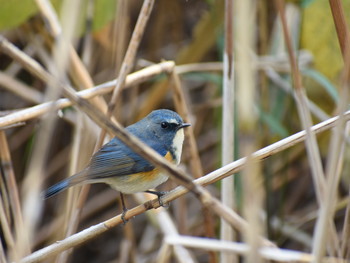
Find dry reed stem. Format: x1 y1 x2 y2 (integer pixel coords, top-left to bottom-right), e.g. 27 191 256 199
0 194 15 256
274 1 342 261
157 211 195 263
155 243 172 263
97 0 154 146
0 35 277 261
221 0 235 262
175 50 312 74
22 1 83 261
340 188 350 257
0 238 6 263
328 0 350 61
314 0 350 260
89 0 154 227
134 193 195 263
236 1 265 263
0 131 30 259
165 236 348 263
0 57 320 130
4 44 36 77
171 69 216 260
275 0 326 203
35 0 93 92
65 1 155 250
0 72 43 104
57 114 88 263
0 60 175 129
108 0 154 114
340 42 350 258
35 0 108 116
171 71 203 178
264 67 330 121
19 108 350 263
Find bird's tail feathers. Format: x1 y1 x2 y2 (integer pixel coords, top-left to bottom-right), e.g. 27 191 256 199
43 179 70 199
43 171 87 199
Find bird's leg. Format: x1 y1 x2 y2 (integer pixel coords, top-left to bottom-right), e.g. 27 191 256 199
119 193 128 224
145 190 169 208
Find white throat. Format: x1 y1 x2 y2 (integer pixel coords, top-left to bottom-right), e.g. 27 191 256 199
172 128 185 164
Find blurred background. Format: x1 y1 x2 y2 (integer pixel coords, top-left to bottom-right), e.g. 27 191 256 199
0 0 349 262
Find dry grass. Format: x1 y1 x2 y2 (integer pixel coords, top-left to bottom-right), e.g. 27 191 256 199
0 0 350 263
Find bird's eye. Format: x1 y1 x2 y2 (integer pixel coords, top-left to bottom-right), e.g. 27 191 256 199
161 122 169 129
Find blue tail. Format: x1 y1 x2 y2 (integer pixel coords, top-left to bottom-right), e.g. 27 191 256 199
43 179 70 199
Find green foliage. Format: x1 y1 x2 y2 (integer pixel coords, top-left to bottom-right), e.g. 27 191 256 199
302 69 339 102
301 0 350 81
0 0 39 30
259 108 289 138
89 0 117 31
0 0 117 32
183 72 222 87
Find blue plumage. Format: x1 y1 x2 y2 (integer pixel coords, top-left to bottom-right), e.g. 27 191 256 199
43 179 70 199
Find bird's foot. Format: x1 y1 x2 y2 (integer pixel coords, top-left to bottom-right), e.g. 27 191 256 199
145 190 169 208
119 193 129 225
121 208 129 225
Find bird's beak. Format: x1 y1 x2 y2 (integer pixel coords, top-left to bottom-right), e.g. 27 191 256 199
179 123 191 129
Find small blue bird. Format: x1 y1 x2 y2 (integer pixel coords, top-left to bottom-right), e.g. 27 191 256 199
44 109 190 216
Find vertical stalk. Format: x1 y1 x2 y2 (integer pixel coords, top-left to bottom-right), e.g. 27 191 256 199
235 0 263 262
220 0 236 263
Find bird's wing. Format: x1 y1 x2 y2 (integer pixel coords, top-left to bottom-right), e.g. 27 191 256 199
85 138 166 179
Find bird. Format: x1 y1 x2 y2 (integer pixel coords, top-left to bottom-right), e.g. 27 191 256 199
43 109 190 219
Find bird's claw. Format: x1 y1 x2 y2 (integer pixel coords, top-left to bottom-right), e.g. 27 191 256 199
145 190 169 208
121 208 129 225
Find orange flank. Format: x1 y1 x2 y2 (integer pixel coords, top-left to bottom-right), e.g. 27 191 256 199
164 151 174 162
125 151 174 183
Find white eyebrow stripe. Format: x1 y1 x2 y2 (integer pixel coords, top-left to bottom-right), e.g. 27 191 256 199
168 118 179 124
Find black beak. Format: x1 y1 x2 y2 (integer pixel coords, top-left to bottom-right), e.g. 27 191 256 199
179 123 191 129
